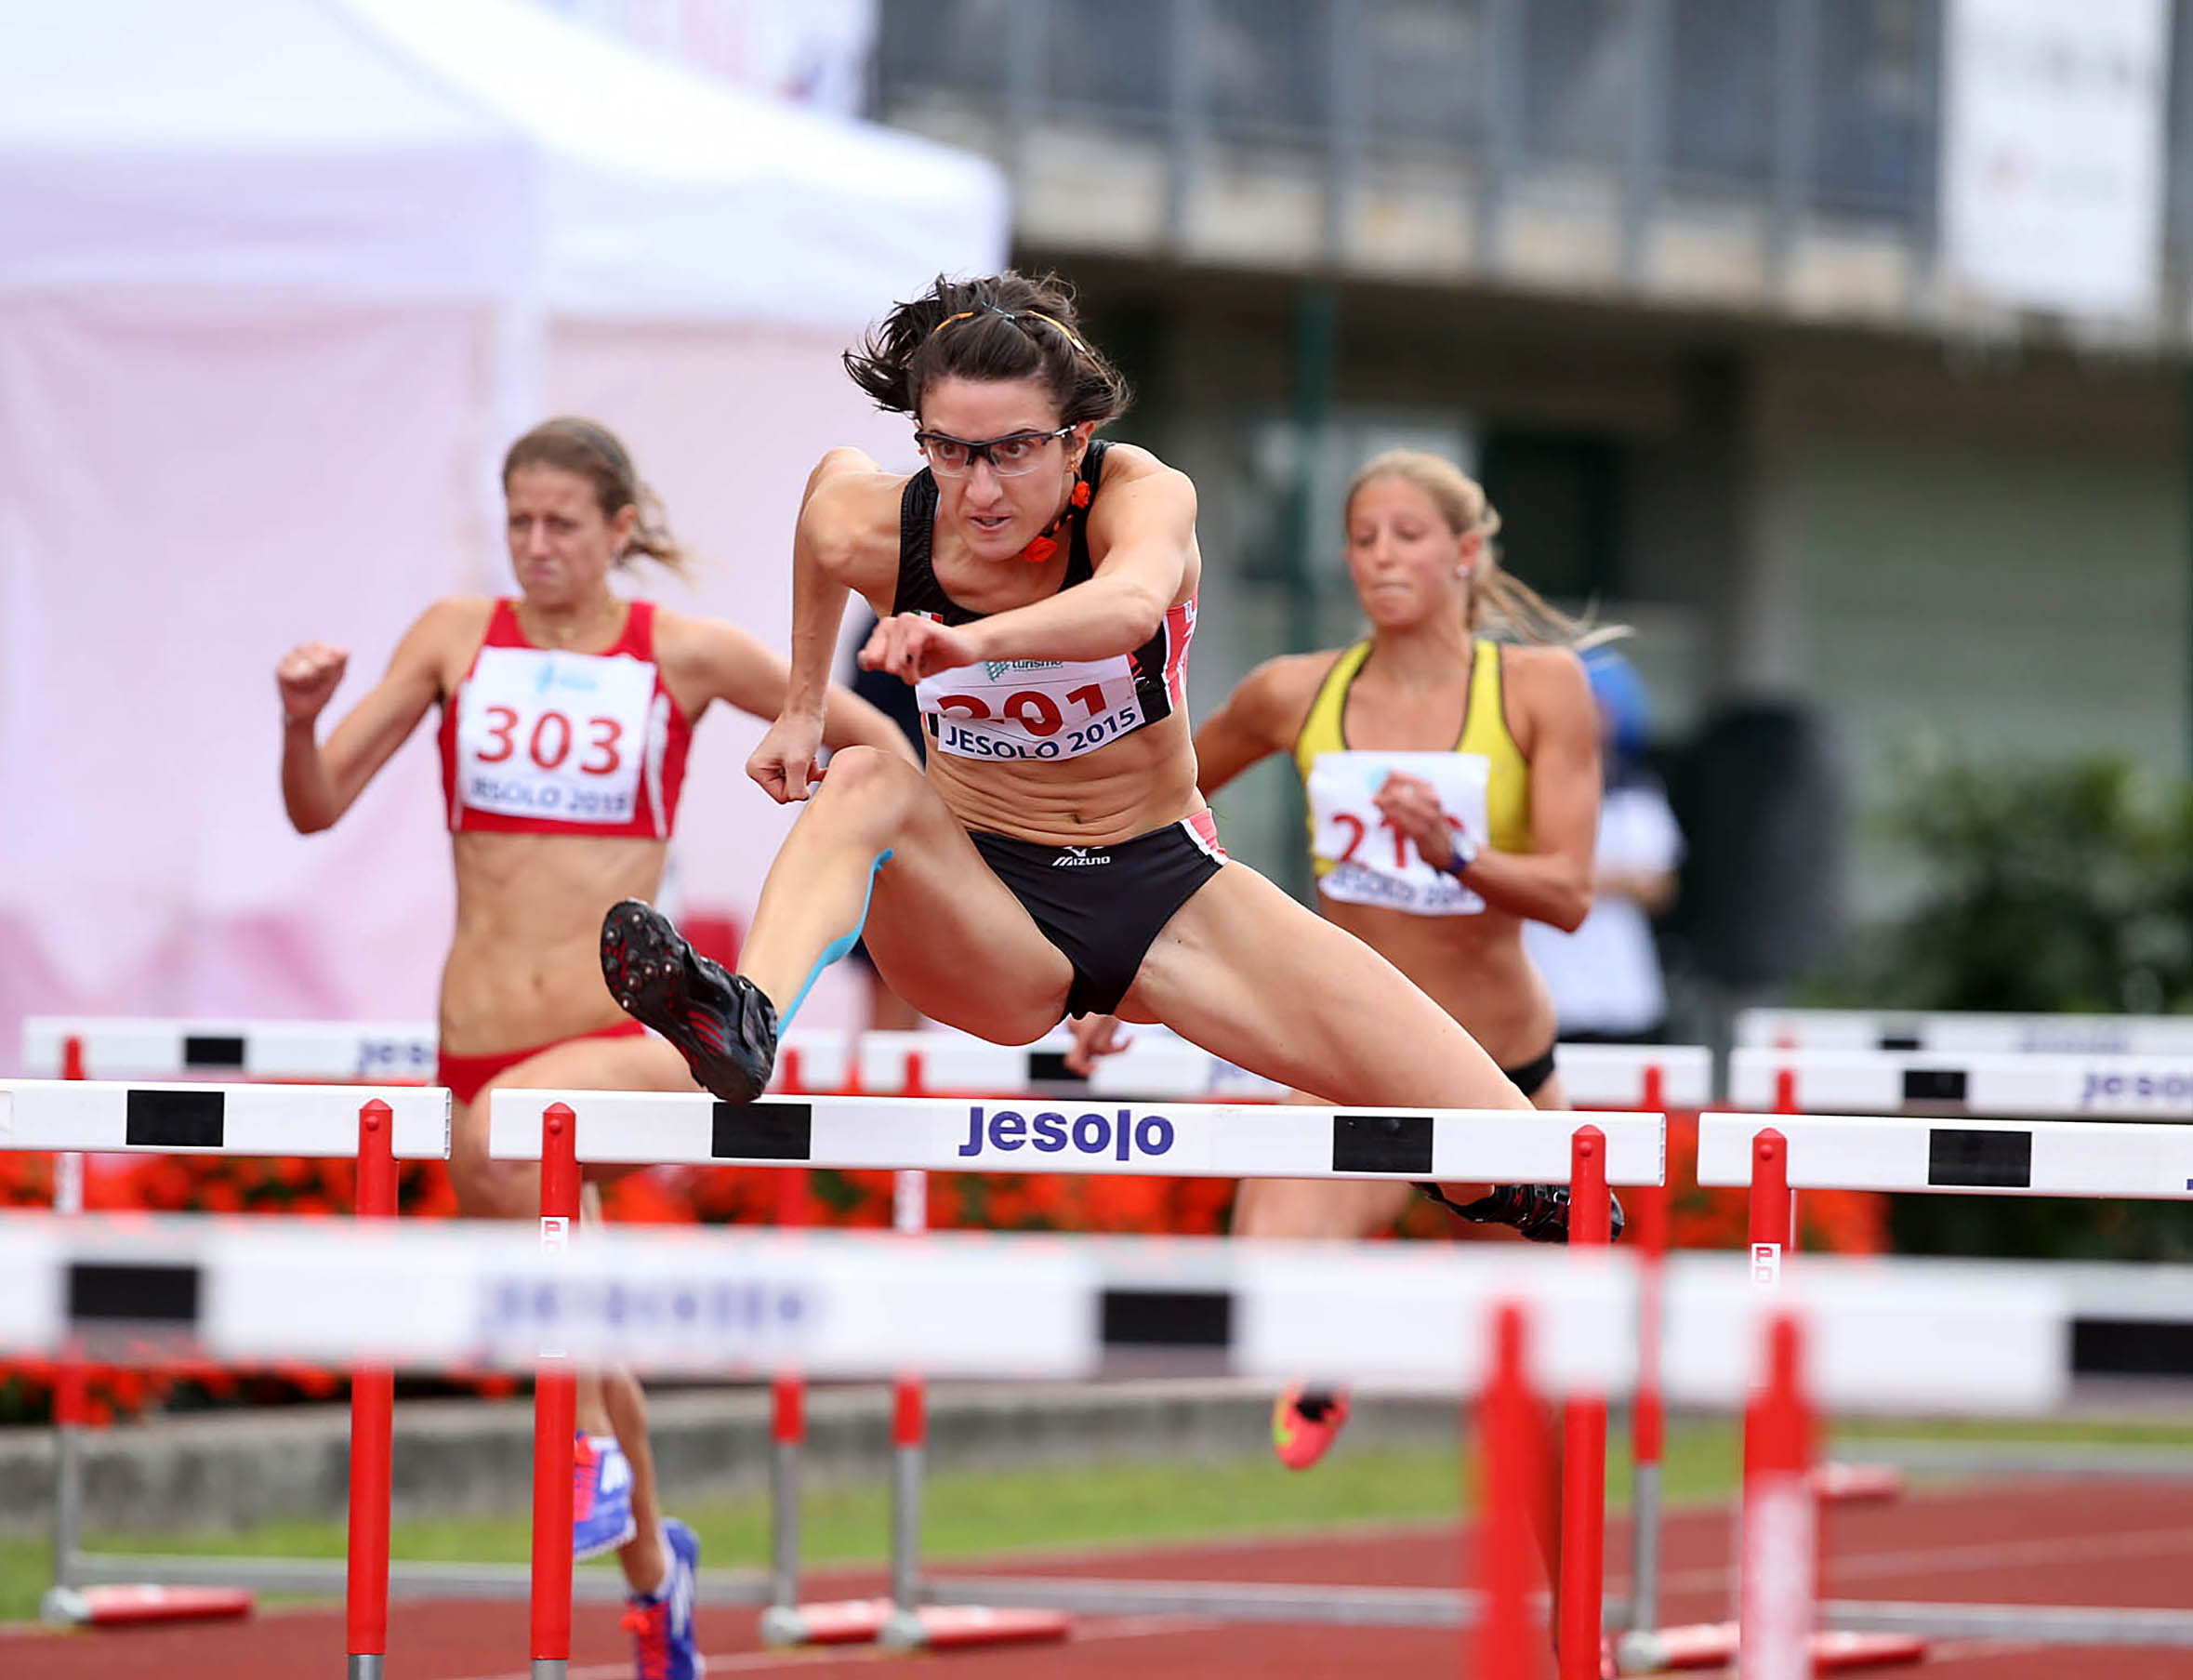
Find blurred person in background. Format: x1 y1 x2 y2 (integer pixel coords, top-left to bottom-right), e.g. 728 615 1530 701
276 416 910 1680
1078 448 1612 1670
1523 646 1682 1043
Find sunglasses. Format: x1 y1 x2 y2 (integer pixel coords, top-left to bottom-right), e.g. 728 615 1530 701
915 427 1075 478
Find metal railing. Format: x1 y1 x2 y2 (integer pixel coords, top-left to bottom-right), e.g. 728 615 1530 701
870 0 2193 328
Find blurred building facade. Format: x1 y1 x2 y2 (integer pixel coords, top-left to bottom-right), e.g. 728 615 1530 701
864 0 2193 976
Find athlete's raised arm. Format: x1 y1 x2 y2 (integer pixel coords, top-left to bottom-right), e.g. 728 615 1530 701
748 456 904 803
1194 654 1328 798
661 611 916 767
279 598 476 834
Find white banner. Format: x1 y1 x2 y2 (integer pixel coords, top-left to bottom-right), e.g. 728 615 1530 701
1942 0 2172 316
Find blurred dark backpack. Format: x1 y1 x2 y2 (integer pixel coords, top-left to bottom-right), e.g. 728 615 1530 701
1661 701 1844 988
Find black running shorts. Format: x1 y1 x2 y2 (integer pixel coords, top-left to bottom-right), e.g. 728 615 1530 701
971 811 1228 1018
1501 1040 1559 1100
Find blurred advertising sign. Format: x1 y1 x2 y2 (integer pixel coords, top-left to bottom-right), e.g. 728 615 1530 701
1942 0 2171 318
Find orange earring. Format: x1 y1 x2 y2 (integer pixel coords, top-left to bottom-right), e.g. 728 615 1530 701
1019 478 1093 565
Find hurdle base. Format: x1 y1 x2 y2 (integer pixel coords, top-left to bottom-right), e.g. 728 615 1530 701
1616 1623 1927 1673
1812 1461 1907 1504
41 1582 255 1628
760 1596 1071 1651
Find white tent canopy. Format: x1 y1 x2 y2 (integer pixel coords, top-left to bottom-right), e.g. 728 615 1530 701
0 0 1004 319
0 0 1009 1065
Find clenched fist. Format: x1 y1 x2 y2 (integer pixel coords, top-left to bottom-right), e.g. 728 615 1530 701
276 641 349 724
1373 769 1465 872
859 613 977 683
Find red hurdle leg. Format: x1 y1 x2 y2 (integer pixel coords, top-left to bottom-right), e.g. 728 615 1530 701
1749 1129 1792 1288
47 1035 90 1614
346 1099 397 1677
1559 1126 1612 1680
1738 1313 1815 1680
1474 1300 1543 1680
530 1102 581 1678
1627 1065 1672 1645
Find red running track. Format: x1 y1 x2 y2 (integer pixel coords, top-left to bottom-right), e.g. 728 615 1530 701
10 1481 2193 1678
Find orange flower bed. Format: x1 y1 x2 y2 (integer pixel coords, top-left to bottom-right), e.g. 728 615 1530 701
0 1112 1885 1422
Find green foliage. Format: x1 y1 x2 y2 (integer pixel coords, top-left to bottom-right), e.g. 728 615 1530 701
1804 749 2193 1258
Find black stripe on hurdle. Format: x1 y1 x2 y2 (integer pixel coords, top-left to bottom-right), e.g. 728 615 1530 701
2074 1318 2193 1377
711 1101 813 1161
1927 1127 2032 1189
1331 1113 1435 1175
1903 1067 1969 1105
126 1089 224 1149
182 1035 247 1068
68 1262 201 1325
1025 1050 1087 1085
1100 1288 1233 1350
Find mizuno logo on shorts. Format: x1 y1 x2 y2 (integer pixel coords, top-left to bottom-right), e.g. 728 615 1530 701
1052 847 1111 867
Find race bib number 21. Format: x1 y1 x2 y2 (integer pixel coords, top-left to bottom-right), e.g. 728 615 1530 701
1306 749 1492 917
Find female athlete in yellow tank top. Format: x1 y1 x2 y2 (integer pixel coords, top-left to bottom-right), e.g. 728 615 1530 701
1072 447 1614 1671
1087 445 1601 1177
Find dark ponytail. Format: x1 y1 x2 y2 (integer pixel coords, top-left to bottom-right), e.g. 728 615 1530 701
843 271 1131 428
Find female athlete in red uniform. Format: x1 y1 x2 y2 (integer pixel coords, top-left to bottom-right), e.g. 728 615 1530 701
590 272 1558 1231
277 417 909 1680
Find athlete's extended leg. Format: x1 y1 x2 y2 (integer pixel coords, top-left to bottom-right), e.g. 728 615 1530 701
608 747 1078 1101
1123 865 1528 1203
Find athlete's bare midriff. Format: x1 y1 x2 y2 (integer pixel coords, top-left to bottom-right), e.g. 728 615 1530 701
440 829 667 1054
924 709 1205 846
1320 889 1557 1069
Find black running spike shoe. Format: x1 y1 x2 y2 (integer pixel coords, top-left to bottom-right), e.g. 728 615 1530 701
1417 1181 1628 1244
600 899 778 1104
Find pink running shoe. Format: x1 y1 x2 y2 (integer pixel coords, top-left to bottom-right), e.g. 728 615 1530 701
1271 1385 1351 1471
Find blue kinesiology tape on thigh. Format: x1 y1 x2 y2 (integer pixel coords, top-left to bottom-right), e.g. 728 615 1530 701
777 848 893 1033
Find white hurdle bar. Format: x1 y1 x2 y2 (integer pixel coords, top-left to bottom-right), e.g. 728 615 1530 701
1730 1045 2193 1119
1737 1006 2193 1058
1700 1110 2193 1200
775 1031 1712 1110
483 1089 1669 1184
489 1089 1654 1660
23 1016 1711 1108
0 1214 1652 1394
0 1213 2094 1413
0 1079 450 1158
22 1213 2193 1650
21 1018 441 1082
0 1079 449 1679
1693 1109 2193 1654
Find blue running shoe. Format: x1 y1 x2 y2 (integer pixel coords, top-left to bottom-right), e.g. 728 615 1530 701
573 1434 637 1562
623 1516 703 1680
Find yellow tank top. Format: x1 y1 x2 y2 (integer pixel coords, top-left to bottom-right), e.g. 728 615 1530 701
1292 639 1533 877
